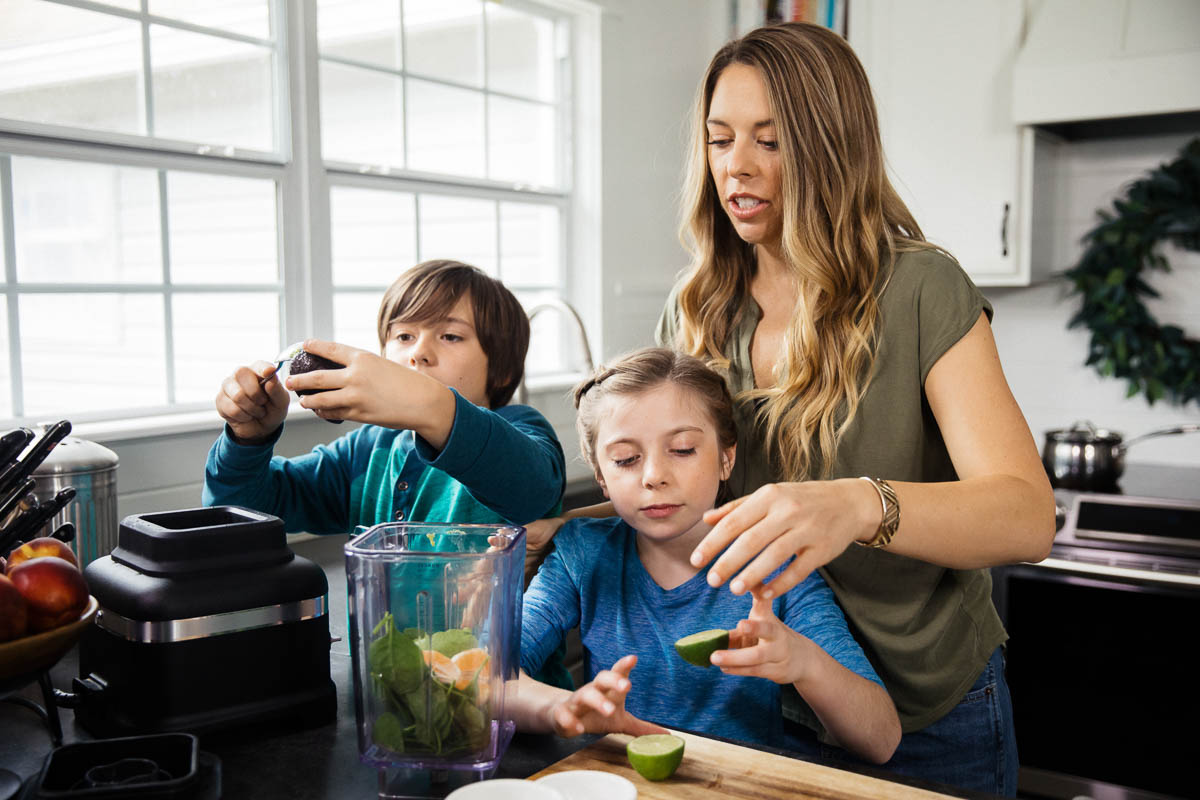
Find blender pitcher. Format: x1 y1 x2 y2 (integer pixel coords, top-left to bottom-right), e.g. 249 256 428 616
344 522 524 779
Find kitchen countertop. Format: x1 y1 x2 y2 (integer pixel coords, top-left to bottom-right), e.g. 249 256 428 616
1 535 996 800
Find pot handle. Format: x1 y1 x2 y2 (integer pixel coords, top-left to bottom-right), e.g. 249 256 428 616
1120 423 1200 450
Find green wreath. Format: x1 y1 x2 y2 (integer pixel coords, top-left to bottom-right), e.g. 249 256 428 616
1063 136 1200 406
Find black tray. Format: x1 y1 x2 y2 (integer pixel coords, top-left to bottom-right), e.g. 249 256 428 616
23 733 220 799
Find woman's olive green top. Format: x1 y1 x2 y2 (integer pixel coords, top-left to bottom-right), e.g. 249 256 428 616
656 249 1006 733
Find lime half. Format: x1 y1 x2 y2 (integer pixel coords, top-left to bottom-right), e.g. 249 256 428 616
674 628 729 667
626 733 685 781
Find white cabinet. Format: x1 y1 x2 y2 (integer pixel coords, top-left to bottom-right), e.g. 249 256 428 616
848 1 1044 285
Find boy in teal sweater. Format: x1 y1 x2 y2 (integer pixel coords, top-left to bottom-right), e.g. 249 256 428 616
203 259 570 687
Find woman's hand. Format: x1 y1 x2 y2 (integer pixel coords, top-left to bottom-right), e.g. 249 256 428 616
691 478 880 598
286 339 456 446
710 590 811 685
546 655 667 738
215 361 290 444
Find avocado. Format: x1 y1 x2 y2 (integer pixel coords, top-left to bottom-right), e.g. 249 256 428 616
288 350 344 396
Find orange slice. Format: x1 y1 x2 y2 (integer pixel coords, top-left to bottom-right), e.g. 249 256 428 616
422 649 462 686
450 647 489 691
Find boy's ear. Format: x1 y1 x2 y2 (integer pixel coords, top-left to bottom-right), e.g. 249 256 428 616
719 445 736 481
594 470 609 498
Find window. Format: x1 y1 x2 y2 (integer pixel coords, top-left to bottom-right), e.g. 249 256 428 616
0 0 580 426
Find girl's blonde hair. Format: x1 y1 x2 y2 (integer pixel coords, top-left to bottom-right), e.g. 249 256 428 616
674 22 941 480
573 347 736 481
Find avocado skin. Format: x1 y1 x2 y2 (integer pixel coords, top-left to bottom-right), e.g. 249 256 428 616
289 350 344 395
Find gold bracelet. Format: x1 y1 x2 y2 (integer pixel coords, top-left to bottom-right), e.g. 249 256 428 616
857 476 899 549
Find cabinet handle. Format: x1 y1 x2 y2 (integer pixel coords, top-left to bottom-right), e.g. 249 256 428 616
1000 202 1010 257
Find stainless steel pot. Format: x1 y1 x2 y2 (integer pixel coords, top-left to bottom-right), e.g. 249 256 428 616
30 435 119 567
1041 421 1200 490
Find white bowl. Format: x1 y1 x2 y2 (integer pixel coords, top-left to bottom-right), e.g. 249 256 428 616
535 770 637 800
445 778 565 800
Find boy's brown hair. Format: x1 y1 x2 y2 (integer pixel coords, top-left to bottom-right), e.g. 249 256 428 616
376 260 530 408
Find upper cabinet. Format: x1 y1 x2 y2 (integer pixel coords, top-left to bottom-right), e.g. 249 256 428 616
848 1 1038 286
1012 0 1200 125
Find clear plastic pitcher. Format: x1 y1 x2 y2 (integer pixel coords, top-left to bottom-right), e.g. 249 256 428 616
344 522 525 777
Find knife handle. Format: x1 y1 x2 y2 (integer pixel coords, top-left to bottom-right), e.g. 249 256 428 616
1 504 41 545
12 486 77 543
0 427 35 467
0 420 71 496
50 521 76 544
0 477 36 522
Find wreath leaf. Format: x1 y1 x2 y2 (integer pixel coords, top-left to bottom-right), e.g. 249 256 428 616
1063 137 1200 407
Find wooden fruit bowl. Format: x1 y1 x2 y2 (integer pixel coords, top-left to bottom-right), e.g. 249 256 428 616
0 595 98 685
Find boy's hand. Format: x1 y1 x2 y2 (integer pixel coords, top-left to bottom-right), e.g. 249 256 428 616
709 590 811 686
547 655 667 738
523 515 566 585
215 361 290 444
287 339 456 445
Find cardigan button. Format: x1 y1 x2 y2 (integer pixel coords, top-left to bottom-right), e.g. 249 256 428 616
394 511 405 521
396 480 409 491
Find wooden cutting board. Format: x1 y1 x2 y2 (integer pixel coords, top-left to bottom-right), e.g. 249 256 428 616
529 730 958 800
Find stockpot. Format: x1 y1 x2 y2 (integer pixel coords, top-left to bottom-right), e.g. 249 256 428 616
1041 421 1200 490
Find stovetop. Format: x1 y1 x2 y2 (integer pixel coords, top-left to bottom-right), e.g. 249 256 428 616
1049 463 1200 579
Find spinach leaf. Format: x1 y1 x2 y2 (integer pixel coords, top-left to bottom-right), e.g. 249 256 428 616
368 613 423 694
430 628 477 657
372 711 407 754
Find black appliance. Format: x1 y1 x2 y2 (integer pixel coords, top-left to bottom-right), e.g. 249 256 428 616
993 465 1200 800
73 506 336 738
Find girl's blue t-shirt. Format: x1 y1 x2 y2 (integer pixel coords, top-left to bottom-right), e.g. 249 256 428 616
521 516 883 747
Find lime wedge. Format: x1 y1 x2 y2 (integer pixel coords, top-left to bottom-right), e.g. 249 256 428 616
626 733 685 781
674 628 729 667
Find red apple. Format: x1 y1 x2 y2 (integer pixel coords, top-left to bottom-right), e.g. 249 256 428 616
6 537 78 572
0 573 29 641
8 557 88 632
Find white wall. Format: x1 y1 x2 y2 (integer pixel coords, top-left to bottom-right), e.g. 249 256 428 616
988 131 1200 468
595 0 727 359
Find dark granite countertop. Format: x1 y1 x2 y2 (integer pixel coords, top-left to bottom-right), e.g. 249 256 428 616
1 536 998 800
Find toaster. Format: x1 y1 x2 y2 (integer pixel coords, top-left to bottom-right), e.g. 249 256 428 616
73 506 336 738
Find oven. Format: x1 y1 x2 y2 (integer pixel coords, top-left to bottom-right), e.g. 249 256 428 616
992 469 1200 800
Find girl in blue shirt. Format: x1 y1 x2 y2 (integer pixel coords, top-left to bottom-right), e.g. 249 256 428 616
513 347 900 763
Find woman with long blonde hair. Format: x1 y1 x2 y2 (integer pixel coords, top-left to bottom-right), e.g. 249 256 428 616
656 22 1055 796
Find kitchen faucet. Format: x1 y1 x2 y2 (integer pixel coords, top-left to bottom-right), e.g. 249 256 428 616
517 297 595 405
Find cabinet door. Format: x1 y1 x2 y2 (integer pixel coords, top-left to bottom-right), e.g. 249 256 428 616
849 1 1028 285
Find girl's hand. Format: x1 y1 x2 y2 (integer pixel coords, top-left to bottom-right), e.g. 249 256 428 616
547 655 667 738
287 339 455 443
710 590 811 685
691 478 879 598
215 360 290 443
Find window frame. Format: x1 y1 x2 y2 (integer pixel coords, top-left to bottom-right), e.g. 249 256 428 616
0 0 594 428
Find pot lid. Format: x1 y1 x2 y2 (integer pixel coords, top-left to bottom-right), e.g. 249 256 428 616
1046 421 1123 444
31 436 119 475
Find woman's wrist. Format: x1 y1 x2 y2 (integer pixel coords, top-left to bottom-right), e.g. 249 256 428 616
856 476 900 549
842 476 883 545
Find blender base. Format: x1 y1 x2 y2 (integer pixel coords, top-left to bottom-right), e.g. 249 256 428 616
376 764 498 799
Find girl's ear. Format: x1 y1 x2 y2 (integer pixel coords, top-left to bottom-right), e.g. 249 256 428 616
594 469 609 498
719 445 736 481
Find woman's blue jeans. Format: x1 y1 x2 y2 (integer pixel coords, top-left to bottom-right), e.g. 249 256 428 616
783 646 1019 797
